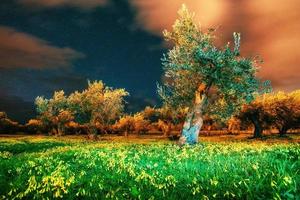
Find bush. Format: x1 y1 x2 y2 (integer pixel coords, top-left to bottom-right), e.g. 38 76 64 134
0 112 22 134
114 114 150 136
24 119 44 134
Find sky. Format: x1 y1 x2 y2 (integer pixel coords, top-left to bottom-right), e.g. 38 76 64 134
0 0 300 123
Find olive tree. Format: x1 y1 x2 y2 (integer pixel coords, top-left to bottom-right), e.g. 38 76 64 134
113 113 150 136
35 91 71 135
35 80 129 135
158 5 270 145
264 90 300 136
238 96 271 138
68 81 129 135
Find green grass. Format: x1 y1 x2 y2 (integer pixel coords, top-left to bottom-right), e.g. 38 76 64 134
0 136 299 199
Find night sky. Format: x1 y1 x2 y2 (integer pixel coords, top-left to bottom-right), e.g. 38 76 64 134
1 0 300 123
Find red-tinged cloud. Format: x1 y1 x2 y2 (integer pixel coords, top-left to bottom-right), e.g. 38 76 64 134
131 0 227 34
0 26 84 69
19 0 107 9
244 0 300 91
130 0 300 92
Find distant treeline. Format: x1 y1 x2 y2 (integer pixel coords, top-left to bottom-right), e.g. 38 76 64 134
1 81 299 138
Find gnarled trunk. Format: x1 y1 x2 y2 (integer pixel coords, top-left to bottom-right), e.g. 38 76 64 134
251 115 262 138
179 85 206 145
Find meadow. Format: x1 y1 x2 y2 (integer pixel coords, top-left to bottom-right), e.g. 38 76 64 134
0 135 299 200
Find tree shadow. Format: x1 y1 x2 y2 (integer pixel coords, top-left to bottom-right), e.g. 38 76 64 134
245 134 299 144
0 140 68 155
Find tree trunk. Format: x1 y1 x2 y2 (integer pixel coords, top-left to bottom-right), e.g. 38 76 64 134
179 87 206 145
88 124 97 136
163 122 172 137
279 126 288 136
57 123 65 136
251 116 262 138
124 127 129 137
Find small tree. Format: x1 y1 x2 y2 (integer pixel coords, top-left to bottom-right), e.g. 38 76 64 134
132 113 150 135
114 115 135 137
156 106 175 137
114 113 150 136
264 91 300 136
35 80 129 136
158 5 270 144
68 81 128 135
227 117 241 135
56 110 74 135
141 106 160 123
0 112 21 134
238 97 271 138
35 91 70 135
25 119 44 134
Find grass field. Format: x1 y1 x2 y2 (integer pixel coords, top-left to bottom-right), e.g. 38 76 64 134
0 135 299 199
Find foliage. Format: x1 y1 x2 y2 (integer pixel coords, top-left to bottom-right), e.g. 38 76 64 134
0 112 8 119
202 115 225 131
238 96 272 137
158 5 271 122
239 91 300 136
227 117 241 133
141 106 187 136
141 106 160 123
0 137 299 199
132 113 150 134
25 119 44 134
157 119 173 136
0 112 21 134
142 106 187 124
35 91 70 135
263 90 300 135
113 115 134 136
68 81 129 126
35 80 129 135
64 121 88 135
114 113 150 135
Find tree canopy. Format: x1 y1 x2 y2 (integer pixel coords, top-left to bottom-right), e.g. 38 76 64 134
35 80 129 135
158 5 271 122
262 90 300 135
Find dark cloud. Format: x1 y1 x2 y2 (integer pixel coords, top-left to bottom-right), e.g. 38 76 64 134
0 94 35 124
125 95 158 114
19 0 107 9
35 73 89 95
0 26 84 69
